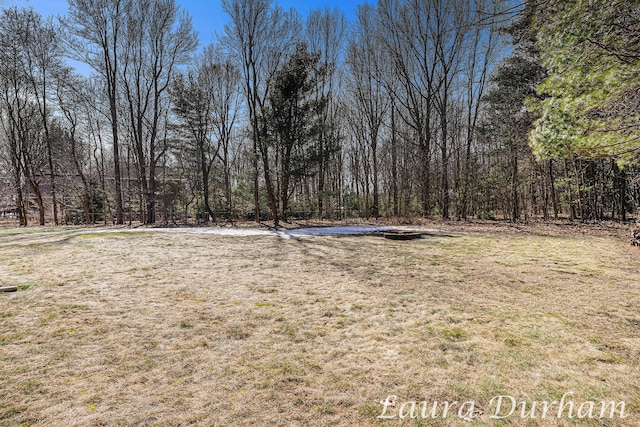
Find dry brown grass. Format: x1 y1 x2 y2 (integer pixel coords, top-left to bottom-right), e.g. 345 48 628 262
0 226 639 426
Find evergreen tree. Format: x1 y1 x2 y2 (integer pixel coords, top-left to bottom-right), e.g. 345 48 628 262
263 43 329 224
480 2 546 220
529 0 640 166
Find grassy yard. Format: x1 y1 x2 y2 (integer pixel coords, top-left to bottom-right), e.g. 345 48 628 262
0 225 639 426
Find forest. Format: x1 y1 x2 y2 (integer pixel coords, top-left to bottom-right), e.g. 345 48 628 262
0 0 639 227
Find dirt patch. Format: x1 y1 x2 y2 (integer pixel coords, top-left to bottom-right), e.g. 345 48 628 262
277 217 638 239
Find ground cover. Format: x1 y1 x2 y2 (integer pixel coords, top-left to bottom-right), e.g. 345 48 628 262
0 224 638 426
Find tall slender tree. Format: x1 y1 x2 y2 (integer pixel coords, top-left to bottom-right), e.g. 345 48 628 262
263 43 328 223
346 3 389 218
120 0 197 224
377 0 439 216
65 0 130 224
223 0 299 225
481 1 547 221
306 7 346 218
171 45 240 222
0 7 59 226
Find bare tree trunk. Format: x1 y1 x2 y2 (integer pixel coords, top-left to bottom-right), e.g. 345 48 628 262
12 169 26 226
421 142 431 217
200 144 214 222
549 160 558 219
7 133 27 226
70 135 91 224
613 161 627 221
371 132 379 219
260 145 279 226
30 182 45 226
318 134 325 218
511 144 519 221
391 103 398 217
441 95 450 219
573 159 584 221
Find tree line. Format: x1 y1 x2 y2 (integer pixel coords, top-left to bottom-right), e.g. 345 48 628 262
0 0 638 227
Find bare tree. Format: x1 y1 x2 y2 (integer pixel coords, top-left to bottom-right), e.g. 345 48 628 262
201 46 241 220
65 0 131 224
21 11 63 225
457 0 504 218
377 0 439 216
306 7 346 218
430 0 469 218
121 0 197 224
222 0 299 225
171 67 217 222
346 4 390 218
0 8 30 226
171 45 240 222
0 7 57 226
54 67 94 224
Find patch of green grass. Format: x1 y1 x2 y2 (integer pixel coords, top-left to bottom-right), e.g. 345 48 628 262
358 403 382 418
0 333 24 346
255 302 272 308
438 342 462 352
302 331 317 340
480 379 510 397
441 327 467 342
281 323 298 340
317 400 336 415
0 406 27 420
19 379 40 396
591 353 626 364
503 336 521 347
503 347 539 370
270 361 304 376
39 310 59 326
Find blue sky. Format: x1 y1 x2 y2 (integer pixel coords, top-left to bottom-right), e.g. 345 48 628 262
1 0 359 46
